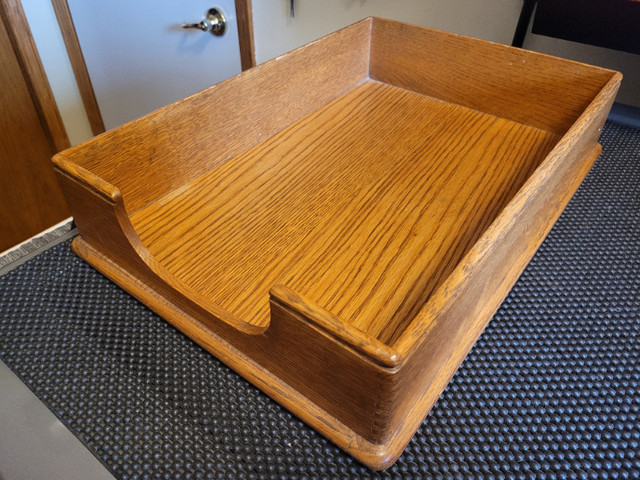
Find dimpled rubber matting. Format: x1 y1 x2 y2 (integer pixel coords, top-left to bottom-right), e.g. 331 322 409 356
1 121 639 479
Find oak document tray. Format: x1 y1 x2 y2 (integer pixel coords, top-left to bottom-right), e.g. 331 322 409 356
53 18 621 469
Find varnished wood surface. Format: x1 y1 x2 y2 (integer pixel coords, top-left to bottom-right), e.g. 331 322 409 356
58 19 371 216
370 18 615 136
54 18 622 469
0 0 70 252
131 80 559 343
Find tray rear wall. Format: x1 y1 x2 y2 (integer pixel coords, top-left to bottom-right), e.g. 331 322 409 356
370 18 616 136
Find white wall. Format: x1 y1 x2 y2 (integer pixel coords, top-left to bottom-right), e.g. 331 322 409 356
252 0 522 63
21 0 93 146
66 0 243 130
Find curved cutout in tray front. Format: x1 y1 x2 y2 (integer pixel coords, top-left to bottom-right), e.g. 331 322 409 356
53 156 262 335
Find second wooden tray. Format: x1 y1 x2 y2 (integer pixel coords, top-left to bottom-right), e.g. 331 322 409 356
53 18 621 469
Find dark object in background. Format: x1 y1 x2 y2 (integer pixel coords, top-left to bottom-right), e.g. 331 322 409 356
532 0 640 55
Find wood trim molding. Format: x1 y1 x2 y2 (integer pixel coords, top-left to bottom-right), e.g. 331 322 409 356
51 0 105 136
235 0 255 70
1 0 70 152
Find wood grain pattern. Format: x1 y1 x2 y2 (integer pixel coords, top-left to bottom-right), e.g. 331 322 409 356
131 80 559 342
2 0 70 152
53 18 622 469
59 18 371 215
0 0 70 251
370 18 615 136
51 0 105 136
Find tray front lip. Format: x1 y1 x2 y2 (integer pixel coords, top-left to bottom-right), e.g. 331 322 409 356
393 70 622 358
270 284 402 368
51 159 405 370
69 235 405 470
52 154 120 203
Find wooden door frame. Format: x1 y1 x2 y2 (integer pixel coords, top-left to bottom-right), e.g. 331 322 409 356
235 0 256 71
50 0 105 136
0 0 72 250
1 0 70 152
51 0 256 137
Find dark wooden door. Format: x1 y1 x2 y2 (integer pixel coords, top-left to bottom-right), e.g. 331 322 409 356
0 1 70 252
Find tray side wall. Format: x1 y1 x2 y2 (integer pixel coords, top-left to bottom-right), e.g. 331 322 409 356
381 143 603 466
377 73 621 466
369 17 616 136
56 18 372 215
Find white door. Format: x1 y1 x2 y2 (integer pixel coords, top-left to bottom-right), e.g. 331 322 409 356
67 0 242 130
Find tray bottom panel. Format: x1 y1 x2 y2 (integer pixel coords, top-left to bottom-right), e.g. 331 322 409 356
130 80 560 344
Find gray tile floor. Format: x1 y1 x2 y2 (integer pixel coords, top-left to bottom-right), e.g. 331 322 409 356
0 361 114 480
0 223 114 480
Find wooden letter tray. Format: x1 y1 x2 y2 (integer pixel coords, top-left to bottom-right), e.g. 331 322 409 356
54 18 621 469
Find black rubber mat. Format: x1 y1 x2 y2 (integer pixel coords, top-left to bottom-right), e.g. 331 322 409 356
1 121 639 479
